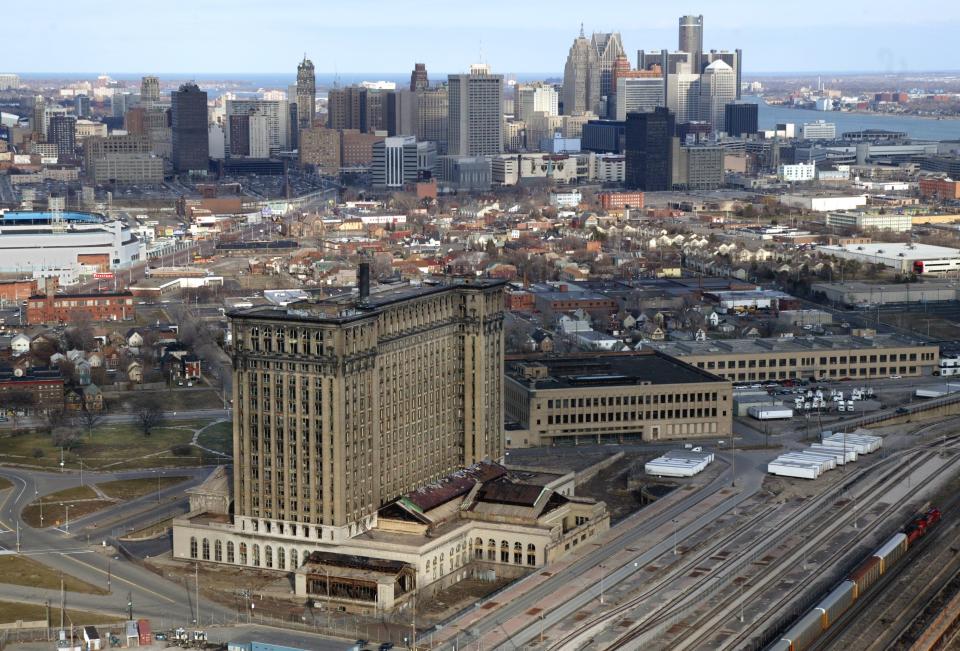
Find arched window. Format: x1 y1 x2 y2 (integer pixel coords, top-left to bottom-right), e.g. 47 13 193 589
239 542 248 565
514 542 522 550
290 549 298 570
501 540 509 549
252 544 261 567
265 545 273 569
488 539 496 547
527 544 537 566
202 538 210 561
214 540 222 562
475 537 483 547
303 550 310 565
189 537 198 559
227 541 235 564
278 547 286 570
500 541 510 563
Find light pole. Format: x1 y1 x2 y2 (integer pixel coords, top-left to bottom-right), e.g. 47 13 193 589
599 564 606 605
673 519 679 556
62 504 71 533
36 489 43 528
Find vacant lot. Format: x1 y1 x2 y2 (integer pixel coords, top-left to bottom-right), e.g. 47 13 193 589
0 476 11 491
196 421 232 456
0 556 106 595
0 599 123 625
0 420 220 471
98 476 190 500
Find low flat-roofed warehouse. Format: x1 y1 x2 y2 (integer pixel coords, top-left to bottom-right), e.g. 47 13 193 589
811 280 960 307
817 242 960 274
504 351 732 447
647 334 938 383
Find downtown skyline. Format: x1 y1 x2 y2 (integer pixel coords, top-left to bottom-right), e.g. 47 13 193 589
4 0 957 75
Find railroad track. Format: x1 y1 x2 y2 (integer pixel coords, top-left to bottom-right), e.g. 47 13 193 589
545 440 939 650
601 440 960 650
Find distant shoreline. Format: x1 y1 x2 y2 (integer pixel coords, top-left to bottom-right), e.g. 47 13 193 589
754 96 960 124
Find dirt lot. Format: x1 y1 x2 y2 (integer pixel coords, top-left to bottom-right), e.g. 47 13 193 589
417 577 514 623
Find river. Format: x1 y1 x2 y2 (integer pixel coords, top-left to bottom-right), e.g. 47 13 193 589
743 96 960 141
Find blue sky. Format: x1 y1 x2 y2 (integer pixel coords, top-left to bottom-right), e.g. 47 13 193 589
8 0 956 75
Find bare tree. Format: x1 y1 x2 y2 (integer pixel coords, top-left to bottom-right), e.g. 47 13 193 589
132 394 166 436
1 391 36 430
77 407 105 439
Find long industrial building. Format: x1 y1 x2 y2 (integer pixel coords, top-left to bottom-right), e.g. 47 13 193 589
0 211 143 283
648 334 939 383
504 351 733 447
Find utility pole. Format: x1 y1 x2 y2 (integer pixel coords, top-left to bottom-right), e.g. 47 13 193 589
410 594 417 651
195 562 200 626
127 591 133 620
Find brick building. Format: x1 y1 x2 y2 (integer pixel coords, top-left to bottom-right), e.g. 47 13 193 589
919 177 960 201
0 367 65 411
27 292 136 325
0 279 38 302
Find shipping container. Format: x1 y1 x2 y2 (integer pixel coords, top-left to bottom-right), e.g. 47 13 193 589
768 461 820 479
817 580 856 627
848 556 881 594
748 406 794 420
874 533 908 573
782 608 825 651
137 619 151 646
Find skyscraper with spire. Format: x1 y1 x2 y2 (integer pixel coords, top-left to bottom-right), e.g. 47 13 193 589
590 31 625 116
296 55 316 131
562 25 598 116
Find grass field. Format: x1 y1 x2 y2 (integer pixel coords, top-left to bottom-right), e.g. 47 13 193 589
0 420 222 471
0 556 107 595
98 476 189 500
0 599 123 625
196 421 232 456
21 498 114 529
0 476 11 491
36 486 98 503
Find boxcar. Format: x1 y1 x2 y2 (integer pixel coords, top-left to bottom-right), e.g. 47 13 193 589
848 556 881 595
817 580 856 628
781 608 826 651
874 533 908 573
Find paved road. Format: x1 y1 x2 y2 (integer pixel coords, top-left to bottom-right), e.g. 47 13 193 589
0 467 234 626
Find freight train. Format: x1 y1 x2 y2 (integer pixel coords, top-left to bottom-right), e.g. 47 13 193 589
769 508 942 651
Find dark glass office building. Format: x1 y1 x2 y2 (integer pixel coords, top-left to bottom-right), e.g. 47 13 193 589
724 102 758 137
582 120 626 153
171 83 209 174
625 107 674 191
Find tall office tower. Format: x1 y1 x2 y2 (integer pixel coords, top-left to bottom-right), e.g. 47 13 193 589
666 67 701 125
363 88 387 133
229 275 505 537
326 86 365 131
296 56 316 130
31 96 45 138
410 63 429 92
47 115 76 158
385 90 415 137
111 90 131 118
228 113 251 157
590 32 625 116
372 136 419 187
699 60 736 133
248 111 271 158
447 64 503 157
702 50 743 99
724 101 758 137
625 107 674 191
638 49 694 75
299 126 341 175
75 95 91 119
141 76 160 104
225 100 290 155
515 83 559 123
288 102 299 150
416 86 448 154
679 15 704 67
171 83 210 174
562 27 599 116
615 77 666 120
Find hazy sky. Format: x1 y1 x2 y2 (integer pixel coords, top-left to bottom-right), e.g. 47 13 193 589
8 0 956 75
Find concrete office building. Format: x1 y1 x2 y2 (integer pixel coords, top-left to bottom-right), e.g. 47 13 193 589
504 352 732 447
447 64 503 157
372 136 419 187
296 56 316 131
649 334 938 383
778 162 817 182
248 112 271 159
802 120 837 140
327 86 366 132
725 102 758 136
674 145 724 190
416 86 449 154
824 210 913 233
171 83 209 174
666 70 701 125
75 95 91 119
0 74 20 90
516 83 559 123
699 60 736 133
226 100 289 156
228 113 251 157
625 107 674 191
614 77 665 120
385 89 415 137
84 134 164 184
